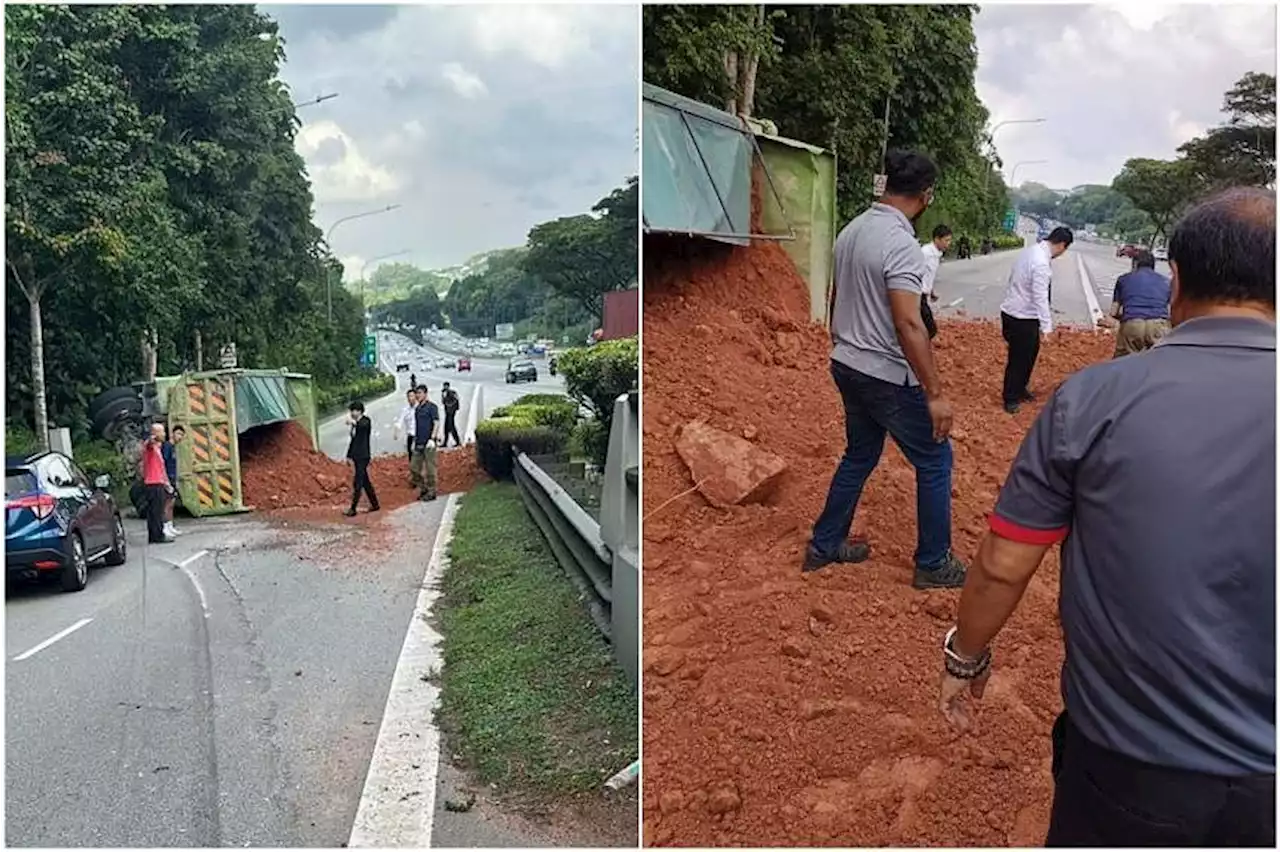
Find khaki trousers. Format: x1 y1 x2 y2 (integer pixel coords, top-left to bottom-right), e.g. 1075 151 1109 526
411 445 437 495
1114 318 1170 358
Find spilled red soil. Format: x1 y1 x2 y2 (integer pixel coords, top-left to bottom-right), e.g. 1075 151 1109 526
239 420 486 516
641 233 1113 847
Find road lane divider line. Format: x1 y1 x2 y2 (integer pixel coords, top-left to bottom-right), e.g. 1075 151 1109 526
13 617 94 661
463 384 482 445
348 492 461 848
1076 254 1104 327
946 297 964 308
177 550 212 619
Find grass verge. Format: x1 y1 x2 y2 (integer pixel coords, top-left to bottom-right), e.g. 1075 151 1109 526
438 482 637 797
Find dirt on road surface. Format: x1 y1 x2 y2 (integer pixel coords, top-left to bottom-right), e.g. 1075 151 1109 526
642 231 1112 847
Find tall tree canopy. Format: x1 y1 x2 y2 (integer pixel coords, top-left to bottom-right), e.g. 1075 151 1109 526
1179 71 1276 192
644 5 1008 235
5 4 365 440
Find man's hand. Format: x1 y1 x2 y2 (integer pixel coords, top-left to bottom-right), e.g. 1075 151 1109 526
927 396 954 442
1096 315 1118 329
939 669 991 731
929 292 940 302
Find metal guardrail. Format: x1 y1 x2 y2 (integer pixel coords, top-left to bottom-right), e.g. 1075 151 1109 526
512 390 639 685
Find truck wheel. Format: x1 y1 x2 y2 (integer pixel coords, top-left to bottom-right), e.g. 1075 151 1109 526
93 398 143 438
89 387 140 420
61 533 89 593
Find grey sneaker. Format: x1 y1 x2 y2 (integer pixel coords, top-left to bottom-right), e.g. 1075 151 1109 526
802 539 871 573
913 552 967 589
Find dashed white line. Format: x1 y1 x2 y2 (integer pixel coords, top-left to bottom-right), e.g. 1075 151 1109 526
946 297 965 308
348 493 460 848
13 617 94 661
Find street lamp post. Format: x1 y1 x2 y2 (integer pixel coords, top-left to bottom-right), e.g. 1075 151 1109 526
359 249 411 324
1009 159 1048 188
293 92 339 109
325 204 402 323
982 118 1046 234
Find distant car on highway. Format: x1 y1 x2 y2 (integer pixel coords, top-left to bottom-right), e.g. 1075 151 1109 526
457 357 471 372
1153 246 1168 262
505 359 538 384
6 452 127 593
395 362 410 372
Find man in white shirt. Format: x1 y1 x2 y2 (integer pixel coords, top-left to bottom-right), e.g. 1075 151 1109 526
998 226 1074 413
392 389 417 458
920 224 953 338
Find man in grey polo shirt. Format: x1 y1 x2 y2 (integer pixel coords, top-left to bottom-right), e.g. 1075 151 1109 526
805 149 966 589
937 187 1275 846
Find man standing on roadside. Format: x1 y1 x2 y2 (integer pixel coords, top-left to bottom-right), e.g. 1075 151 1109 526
140 422 173 544
411 385 441 501
344 401 379 517
441 381 462 447
806 149 966 590
920 224 952 339
938 188 1275 846
393 389 417 460
999 226 1074 413
160 424 185 538
1098 248 1171 356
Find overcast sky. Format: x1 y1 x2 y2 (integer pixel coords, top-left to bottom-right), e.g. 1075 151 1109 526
974 2 1276 191
264 4 639 280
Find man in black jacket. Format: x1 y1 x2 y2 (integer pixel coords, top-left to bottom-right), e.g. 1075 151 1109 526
344 401 379 516
441 382 462 447
411 385 441 501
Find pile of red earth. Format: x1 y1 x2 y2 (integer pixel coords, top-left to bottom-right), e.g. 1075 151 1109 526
641 234 1113 848
239 421 485 517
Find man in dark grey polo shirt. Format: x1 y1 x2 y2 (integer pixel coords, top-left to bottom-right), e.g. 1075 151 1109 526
937 187 1275 846
805 149 966 589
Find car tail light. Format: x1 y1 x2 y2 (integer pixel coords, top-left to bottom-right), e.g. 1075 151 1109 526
7 494 56 520
33 560 59 570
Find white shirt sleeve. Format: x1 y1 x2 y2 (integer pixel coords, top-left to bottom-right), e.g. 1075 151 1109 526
920 245 940 295
1032 261 1053 334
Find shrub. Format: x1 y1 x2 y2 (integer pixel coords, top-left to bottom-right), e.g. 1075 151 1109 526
315 371 396 416
991 234 1025 250
568 419 609 467
557 338 637 442
6 422 40 458
474 416 565 480
75 439 133 503
510 393 578 435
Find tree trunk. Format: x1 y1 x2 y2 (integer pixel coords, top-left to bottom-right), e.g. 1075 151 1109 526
724 50 739 114
738 5 765 118
28 289 50 452
195 330 204 372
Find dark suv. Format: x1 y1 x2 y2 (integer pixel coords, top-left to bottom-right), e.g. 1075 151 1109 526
505 359 538 384
6 452 127 592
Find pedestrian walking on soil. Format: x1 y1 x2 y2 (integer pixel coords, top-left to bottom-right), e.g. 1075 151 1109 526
160 425 186 538
392 389 416 459
343 401 379 516
998 226 1073 413
1097 248 1172 356
140 422 173 544
806 149 966 589
441 381 462 447
938 187 1276 847
410 385 441 501
919 223 951 339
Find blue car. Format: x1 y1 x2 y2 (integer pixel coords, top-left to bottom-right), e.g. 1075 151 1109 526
6 452 127 592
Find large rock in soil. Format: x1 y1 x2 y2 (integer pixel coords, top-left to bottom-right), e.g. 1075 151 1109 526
675 421 788 507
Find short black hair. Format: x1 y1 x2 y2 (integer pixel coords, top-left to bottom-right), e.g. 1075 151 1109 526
1133 249 1156 269
172 425 186 435
442 382 450 389
884 149 938 196
415 385 428 394
1169 187 1275 307
1047 226 1074 247
349 401 365 413
932 224 952 240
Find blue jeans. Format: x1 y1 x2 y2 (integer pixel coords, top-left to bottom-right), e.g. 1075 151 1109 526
810 361 953 569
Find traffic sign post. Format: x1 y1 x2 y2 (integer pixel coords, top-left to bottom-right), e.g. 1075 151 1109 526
361 335 377 367
872 173 887 197
1002 208 1017 231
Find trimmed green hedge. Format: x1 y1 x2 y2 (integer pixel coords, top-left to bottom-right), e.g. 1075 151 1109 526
556 339 637 466
991 234 1025 250
316 371 396 417
475 392 578 480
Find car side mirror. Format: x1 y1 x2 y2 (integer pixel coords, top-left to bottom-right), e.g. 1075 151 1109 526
94 474 111 490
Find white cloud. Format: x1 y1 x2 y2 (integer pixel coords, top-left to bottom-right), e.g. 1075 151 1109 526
469 5 592 68
295 119 401 203
339 254 365 284
441 62 488 99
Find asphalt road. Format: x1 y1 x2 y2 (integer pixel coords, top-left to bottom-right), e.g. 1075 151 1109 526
6 502 455 847
318 332 569 460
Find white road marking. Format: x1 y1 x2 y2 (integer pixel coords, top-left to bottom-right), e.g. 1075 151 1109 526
13 617 94 661
176 550 211 618
1076 254 1105 326
946 297 964 308
463 384 482 445
348 493 461 848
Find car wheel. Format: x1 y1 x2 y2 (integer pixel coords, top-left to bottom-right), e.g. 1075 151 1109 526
506 374 514 383
61 533 88 593
104 514 127 566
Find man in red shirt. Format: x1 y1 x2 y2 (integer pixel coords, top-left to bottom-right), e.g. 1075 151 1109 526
140 422 173 544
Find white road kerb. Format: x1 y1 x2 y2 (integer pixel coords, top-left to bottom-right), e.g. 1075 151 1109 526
347 493 461 848
1076 253 1105 327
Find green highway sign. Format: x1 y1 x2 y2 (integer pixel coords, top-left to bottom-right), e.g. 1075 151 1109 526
1002 208 1017 230
361 335 377 367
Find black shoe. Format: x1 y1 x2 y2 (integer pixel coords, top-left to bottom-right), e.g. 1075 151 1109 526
913 552 967 589
1020 390 1037 403
368 505 381 513
343 508 357 517
802 539 871 573
1003 401 1021 414
427 492 438 502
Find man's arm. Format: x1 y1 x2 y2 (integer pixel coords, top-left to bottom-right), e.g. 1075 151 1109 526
886 240 945 398
953 391 1075 658
1032 261 1053 335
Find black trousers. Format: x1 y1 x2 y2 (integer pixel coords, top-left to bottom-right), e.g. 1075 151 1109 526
406 435 414 458
349 459 379 511
1001 311 1041 405
920 294 938 339
442 413 461 447
145 484 167 543
1047 712 1275 847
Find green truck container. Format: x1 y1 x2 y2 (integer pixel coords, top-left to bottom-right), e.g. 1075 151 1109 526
150 368 319 517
